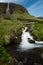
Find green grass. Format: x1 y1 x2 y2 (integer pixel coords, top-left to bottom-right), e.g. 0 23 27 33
34 22 43 40
0 13 24 65
0 46 12 65
0 5 43 65
0 12 43 42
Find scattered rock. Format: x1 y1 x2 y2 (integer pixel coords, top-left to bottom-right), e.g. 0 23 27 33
4 35 10 45
31 33 39 41
4 27 22 45
41 53 43 58
18 61 23 65
23 57 27 64
11 58 19 65
34 63 42 65
29 39 35 43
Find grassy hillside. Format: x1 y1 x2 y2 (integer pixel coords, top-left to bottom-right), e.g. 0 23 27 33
0 3 30 65
0 3 43 41
0 3 43 65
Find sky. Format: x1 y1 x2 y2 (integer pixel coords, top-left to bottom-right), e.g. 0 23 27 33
0 0 43 17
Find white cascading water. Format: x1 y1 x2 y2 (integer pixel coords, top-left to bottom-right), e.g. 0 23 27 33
17 27 43 51
35 41 43 44
6 3 10 14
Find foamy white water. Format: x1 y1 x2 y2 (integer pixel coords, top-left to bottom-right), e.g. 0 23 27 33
35 41 43 44
6 3 10 14
17 27 43 51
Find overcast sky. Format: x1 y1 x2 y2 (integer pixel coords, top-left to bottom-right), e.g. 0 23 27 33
0 0 43 17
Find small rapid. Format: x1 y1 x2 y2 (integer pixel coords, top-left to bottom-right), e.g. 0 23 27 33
17 27 43 51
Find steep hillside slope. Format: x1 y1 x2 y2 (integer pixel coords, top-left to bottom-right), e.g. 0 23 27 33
0 3 43 65
0 3 43 42
0 3 28 14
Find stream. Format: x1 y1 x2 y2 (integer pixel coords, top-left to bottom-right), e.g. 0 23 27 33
4 27 43 65
17 27 43 51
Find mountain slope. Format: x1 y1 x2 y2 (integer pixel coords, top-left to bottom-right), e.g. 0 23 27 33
0 3 43 65
0 3 43 41
0 3 28 14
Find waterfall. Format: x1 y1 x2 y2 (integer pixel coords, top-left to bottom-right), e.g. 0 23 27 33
35 41 43 44
6 3 10 15
17 27 43 51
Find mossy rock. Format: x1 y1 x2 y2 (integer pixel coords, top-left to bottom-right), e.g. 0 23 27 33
14 37 21 44
12 28 22 44
4 35 10 45
4 27 22 45
31 30 39 41
29 39 35 43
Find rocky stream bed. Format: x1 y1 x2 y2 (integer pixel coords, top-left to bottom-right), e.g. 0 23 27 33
4 27 43 65
4 43 43 65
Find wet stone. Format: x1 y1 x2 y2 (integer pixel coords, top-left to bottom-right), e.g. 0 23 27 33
41 53 43 58
34 63 42 65
18 61 23 65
